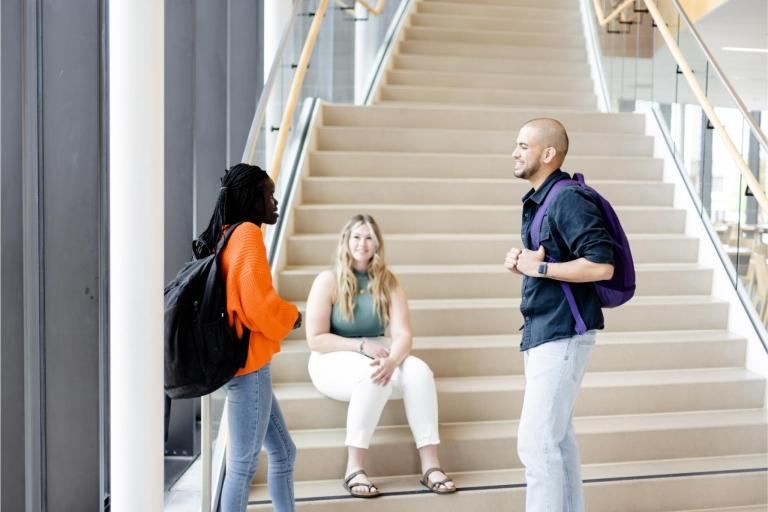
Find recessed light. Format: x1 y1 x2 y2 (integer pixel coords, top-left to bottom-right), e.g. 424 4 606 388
722 47 768 54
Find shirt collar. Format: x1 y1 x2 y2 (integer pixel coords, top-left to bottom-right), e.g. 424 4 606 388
522 169 569 205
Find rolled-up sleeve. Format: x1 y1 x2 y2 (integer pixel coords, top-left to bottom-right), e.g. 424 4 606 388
551 188 615 265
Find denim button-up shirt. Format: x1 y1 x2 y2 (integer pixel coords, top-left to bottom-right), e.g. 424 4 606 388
519 170 615 351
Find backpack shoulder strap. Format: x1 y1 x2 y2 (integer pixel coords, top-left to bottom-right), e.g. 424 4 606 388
529 178 576 249
528 175 589 336
214 221 246 257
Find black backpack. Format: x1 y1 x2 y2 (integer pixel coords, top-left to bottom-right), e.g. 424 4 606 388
164 223 250 399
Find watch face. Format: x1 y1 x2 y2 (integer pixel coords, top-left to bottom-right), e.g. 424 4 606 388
538 262 547 275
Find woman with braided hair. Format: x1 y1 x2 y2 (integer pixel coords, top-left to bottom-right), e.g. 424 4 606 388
194 163 301 512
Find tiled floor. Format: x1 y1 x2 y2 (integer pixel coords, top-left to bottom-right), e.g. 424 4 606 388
165 457 202 512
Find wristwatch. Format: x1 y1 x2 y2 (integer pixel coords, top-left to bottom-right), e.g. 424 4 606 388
537 262 548 277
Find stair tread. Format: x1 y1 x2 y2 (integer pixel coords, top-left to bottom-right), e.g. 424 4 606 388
285 409 768 447
303 176 659 185
399 41 586 61
323 102 641 118
672 506 768 512
318 125 639 137
279 330 746 353
382 83 592 96
290 232 694 241
394 53 590 69
295 204 677 212
288 296 728 315
282 262 707 274
273 368 762 399
312 149 655 159
417 2 582 20
404 25 585 41
249 453 768 498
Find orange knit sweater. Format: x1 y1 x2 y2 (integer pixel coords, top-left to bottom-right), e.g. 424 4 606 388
220 222 299 376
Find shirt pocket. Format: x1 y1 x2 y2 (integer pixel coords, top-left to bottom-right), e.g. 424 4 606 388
540 216 553 242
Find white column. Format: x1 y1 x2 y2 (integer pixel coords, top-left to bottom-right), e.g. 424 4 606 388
109 1 164 511
264 0 294 167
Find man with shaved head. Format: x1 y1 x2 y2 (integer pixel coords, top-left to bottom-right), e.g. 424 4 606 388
504 118 615 512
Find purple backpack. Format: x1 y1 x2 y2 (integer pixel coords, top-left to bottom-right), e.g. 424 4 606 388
530 173 636 335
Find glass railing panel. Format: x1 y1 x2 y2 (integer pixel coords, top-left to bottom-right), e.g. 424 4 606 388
590 0 768 313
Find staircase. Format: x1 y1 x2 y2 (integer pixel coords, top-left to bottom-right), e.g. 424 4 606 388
251 0 768 509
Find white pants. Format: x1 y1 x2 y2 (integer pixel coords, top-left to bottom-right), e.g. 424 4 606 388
308 340 440 449
517 331 596 512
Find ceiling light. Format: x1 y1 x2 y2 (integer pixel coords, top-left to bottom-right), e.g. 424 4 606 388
722 47 768 54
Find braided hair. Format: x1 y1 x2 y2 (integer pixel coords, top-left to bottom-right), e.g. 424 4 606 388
192 163 273 259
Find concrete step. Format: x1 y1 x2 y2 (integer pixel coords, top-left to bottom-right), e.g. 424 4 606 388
385 69 595 93
274 368 765 429
379 84 597 109
409 12 583 33
271 331 748 382
286 233 697 266
672 506 768 512
283 296 729 338
392 53 591 77
403 25 585 49
291 205 685 235
279 263 708 301
314 127 653 156
254 409 767 481
415 1 582 22
399 39 586 61
308 152 663 180
300 177 671 206
422 0 578 9
321 104 646 133
248 455 768 511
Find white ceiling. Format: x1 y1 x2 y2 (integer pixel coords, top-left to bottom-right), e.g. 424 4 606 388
695 0 768 111
601 0 767 113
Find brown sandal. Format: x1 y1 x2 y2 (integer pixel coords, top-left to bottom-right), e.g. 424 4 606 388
420 467 457 494
344 469 380 498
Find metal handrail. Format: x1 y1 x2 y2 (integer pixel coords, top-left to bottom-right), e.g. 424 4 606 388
591 0 768 214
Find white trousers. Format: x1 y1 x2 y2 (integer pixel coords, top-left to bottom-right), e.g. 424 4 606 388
308 340 440 449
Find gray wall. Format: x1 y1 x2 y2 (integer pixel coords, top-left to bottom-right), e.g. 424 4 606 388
1 0 264 509
1 0 26 510
1 0 106 510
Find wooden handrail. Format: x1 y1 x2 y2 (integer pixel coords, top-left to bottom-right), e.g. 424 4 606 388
592 0 768 213
591 0 635 26
355 0 386 15
268 0 329 188
267 0 386 190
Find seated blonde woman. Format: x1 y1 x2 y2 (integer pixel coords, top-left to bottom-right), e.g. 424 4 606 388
304 214 456 498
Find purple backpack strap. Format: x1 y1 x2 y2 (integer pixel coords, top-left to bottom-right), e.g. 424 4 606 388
528 175 588 335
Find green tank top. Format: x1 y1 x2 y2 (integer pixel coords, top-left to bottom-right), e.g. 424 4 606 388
330 270 387 338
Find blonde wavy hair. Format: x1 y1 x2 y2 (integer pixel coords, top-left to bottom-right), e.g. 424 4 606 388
335 214 397 325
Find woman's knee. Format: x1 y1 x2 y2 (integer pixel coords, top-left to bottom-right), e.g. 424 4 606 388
401 356 434 383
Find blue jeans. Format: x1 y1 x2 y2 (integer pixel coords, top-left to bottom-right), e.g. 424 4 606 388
517 331 596 512
220 364 296 512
